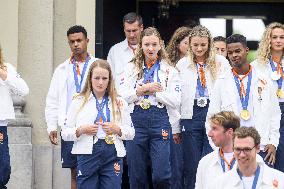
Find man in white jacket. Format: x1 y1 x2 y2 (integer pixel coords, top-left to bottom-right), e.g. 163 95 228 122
45 25 97 189
206 34 281 167
212 127 284 189
107 12 143 91
196 111 240 189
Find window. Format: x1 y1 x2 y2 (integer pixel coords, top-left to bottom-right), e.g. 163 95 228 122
233 19 265 41
200 18 226 37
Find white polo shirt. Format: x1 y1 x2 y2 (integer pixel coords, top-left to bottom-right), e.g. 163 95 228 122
107 39 135 91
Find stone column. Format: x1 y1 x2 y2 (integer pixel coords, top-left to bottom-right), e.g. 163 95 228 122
17 0 55 188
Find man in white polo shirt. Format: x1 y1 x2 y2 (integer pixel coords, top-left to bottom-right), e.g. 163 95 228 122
212 127 284 189
196 111 240 189
107 12 143 90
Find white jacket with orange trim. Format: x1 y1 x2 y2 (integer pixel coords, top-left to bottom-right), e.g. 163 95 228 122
176 54 230 120
45 55 97 134
61 95 134 157
0 63 29 120
118 60 182 134
210 161 284 189
206 66 281 148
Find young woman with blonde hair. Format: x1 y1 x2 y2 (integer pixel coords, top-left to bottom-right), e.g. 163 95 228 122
251 22 284 172
0 46 29 188
119 27 181 189
61 59 134 189
176 25 230 189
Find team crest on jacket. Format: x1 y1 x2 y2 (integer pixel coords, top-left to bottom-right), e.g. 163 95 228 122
0 132 3 144
161 129 169 140
114 162 121 176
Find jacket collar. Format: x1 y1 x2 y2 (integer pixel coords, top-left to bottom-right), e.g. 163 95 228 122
132 60 169 76
210 149 222 166
231 160 266 186
122 39 132 52
220 65 267 85
58 53 94 69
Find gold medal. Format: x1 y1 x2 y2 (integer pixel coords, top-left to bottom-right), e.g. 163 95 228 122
105 134 114 144
240 110 250 121
277 89 284 98
140 99 151 110
72 92 80 99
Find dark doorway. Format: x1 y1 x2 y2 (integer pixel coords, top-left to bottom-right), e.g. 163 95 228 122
96 0 284 58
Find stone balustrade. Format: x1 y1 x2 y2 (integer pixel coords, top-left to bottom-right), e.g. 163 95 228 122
7 95 32 189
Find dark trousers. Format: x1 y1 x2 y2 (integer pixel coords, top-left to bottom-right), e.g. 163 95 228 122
61 137 77 168
275 102 284 172
170 136 183 189
127 106 171 189
181 102 213 189
76 140 123 189
0 126 11 188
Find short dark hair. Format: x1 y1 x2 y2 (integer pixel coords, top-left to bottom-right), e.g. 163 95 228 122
123 12 143 26
233 127 261 146
210 111 240 131
67 25 87 38
226 34 247 47
213 36 226 43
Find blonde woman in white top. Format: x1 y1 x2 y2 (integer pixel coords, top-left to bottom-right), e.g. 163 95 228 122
61 59 134 189
176 25 230 189
0 46 29 188
251 22 284 172
119 27 181 189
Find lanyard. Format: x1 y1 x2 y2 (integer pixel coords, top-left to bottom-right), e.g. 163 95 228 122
269 58 283 89
232 67 252 111
237 165 260 189
143 61 160 99
196 64 206 97
94 94 110 123
72 55 91 93
219 149 236 172
143 61 160 83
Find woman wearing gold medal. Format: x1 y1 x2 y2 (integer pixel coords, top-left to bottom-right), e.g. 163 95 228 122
207 34 281 169
251 22 284 172
61 59 134 189
119 27 181 189
176 25 230 189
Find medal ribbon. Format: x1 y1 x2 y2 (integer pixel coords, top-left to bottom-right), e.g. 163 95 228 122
145 56 158 69
269 57 283 89
94 94 110 123
232 67 252 111
143 60 160 99
196 63 206 97
237 165 260 189
219 149 236 172
72 55 91 93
